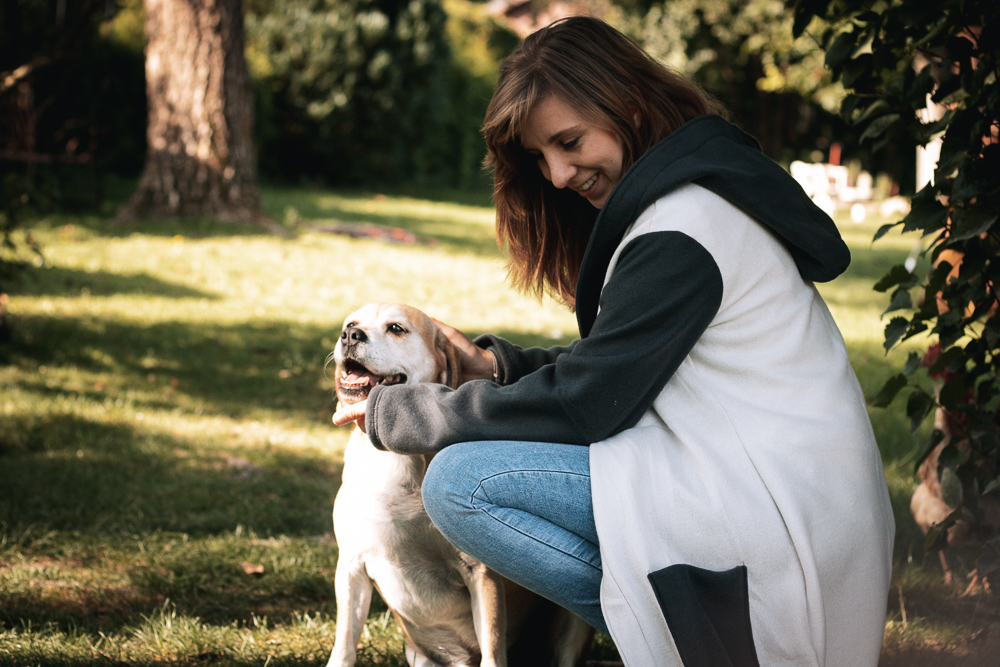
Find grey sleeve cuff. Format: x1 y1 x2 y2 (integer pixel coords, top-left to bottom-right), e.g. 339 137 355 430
365 385 387 450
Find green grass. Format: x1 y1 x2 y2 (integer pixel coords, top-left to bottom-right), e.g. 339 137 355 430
1 186 996 666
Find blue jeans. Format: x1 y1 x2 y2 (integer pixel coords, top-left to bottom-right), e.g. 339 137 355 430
421 441 609 634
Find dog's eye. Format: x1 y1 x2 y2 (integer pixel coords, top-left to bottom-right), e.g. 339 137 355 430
344 321 356 329
387 323 407 335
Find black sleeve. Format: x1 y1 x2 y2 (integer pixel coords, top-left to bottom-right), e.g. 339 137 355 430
365 231 724 453
474 334 578 385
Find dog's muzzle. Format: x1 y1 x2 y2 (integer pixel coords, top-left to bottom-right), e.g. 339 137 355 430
335 352 407 405
341 326 367 348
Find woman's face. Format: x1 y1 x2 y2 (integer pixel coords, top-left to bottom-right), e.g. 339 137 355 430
521 94 625 210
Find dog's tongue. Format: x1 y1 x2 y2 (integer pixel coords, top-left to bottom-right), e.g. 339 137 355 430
344 369 382 386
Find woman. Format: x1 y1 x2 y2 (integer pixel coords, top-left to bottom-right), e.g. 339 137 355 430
334 16 894 666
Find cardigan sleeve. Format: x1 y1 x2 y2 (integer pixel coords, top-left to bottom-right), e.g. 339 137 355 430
364 231 724 453
473 334 578 385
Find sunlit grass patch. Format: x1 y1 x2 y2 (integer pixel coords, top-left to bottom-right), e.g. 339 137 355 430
0 187 994 665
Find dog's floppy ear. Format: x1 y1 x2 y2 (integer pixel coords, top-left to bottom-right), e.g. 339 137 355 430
435 328 461 389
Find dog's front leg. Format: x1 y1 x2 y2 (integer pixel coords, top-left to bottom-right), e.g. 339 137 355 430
327 553 374 667
462 560 507 667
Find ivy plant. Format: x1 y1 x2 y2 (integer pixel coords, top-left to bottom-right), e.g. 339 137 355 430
788 0 999 554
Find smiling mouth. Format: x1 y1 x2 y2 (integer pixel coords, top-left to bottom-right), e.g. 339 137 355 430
577 174 598 194
337 359 406 402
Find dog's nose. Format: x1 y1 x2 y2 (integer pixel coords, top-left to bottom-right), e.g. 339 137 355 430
341 326 367 347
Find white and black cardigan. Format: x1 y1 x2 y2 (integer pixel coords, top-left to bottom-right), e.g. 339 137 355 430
365 115 895 666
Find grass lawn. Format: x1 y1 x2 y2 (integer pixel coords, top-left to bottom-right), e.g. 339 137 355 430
1 184 997 666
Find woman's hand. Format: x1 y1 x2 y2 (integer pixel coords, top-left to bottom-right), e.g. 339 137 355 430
432 318 497 384
333 399 367 433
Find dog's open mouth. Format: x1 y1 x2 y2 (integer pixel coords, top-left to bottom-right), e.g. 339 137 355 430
337 360 406 401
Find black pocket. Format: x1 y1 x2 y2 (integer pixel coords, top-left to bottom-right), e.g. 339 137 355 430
647 564 759 667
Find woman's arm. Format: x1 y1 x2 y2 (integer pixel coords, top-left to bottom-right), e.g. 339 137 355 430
364 231 724 453
431 318 577 385
475 335 578 385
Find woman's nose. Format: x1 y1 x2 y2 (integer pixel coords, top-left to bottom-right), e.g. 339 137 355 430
541 155 575 189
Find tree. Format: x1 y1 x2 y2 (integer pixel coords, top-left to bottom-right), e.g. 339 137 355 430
118 0 263 223
788 0 999 551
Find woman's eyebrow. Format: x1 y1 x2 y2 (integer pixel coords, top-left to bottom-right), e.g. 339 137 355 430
547 126 583 144
523 126 583 152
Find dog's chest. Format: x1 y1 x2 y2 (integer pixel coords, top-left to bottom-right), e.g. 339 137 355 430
334 435 475 625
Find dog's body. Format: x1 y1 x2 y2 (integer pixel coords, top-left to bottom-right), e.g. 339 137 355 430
327 304 592 667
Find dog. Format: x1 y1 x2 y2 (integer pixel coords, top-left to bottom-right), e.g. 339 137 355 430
326 303 593 667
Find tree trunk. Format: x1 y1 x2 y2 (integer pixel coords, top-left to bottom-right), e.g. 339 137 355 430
118 0 263 223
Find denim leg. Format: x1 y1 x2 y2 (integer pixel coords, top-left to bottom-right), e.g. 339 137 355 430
422 441 608 634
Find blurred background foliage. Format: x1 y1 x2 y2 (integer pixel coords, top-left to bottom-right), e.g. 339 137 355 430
0 0 917 232
243 0 516 188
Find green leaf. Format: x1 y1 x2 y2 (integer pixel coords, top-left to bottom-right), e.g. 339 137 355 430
854 99 891 124
906 389 935 433
871 373 907 407
951 156 994 203
929 345 964 376
825 30 857 70
913 13 950 48
883 316 910 351
903 351 922 376
841 54 873 89
873 264 915 292
882 288 913 316
907 65 936 108
939 377 966 411
950 208 997 242
924 508 961 552
941 463 963 508
792 0 828 38
859 113 900 143
873 221 900 242
914 429 946 472
938 87 969 107
902 188 948 234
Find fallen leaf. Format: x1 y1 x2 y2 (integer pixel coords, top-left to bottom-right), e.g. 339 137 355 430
240 561 265 577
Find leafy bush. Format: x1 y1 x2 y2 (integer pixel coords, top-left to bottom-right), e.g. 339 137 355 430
246 0 514 188
789 0 999 546
624 0 892 171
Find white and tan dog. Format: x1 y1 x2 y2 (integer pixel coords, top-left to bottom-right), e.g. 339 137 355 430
326 303 592 667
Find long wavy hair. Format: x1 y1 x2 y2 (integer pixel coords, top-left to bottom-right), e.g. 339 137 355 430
484 16 724 308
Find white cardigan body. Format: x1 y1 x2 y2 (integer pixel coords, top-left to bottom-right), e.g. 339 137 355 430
590 184 895 666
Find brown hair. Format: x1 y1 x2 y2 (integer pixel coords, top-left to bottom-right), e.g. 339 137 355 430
483 16 724 308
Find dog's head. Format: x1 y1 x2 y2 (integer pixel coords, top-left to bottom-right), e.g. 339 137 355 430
331 303 460 406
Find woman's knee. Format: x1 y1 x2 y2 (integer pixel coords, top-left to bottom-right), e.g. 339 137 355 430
422 441 484 532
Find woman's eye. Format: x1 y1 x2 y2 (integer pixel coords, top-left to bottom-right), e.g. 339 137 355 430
388 323 407 334
561 138 579 150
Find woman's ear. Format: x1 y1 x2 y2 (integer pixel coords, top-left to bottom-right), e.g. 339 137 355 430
627 88 644 129
627 97 643 130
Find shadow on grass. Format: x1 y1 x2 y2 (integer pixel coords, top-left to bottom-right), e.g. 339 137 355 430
10 265 218 300
303 205 499 258
0 412 337 538
46 186 500 263
1 313 338 420
0 409 348 634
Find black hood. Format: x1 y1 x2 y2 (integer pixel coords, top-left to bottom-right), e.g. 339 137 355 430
575 114 850 337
